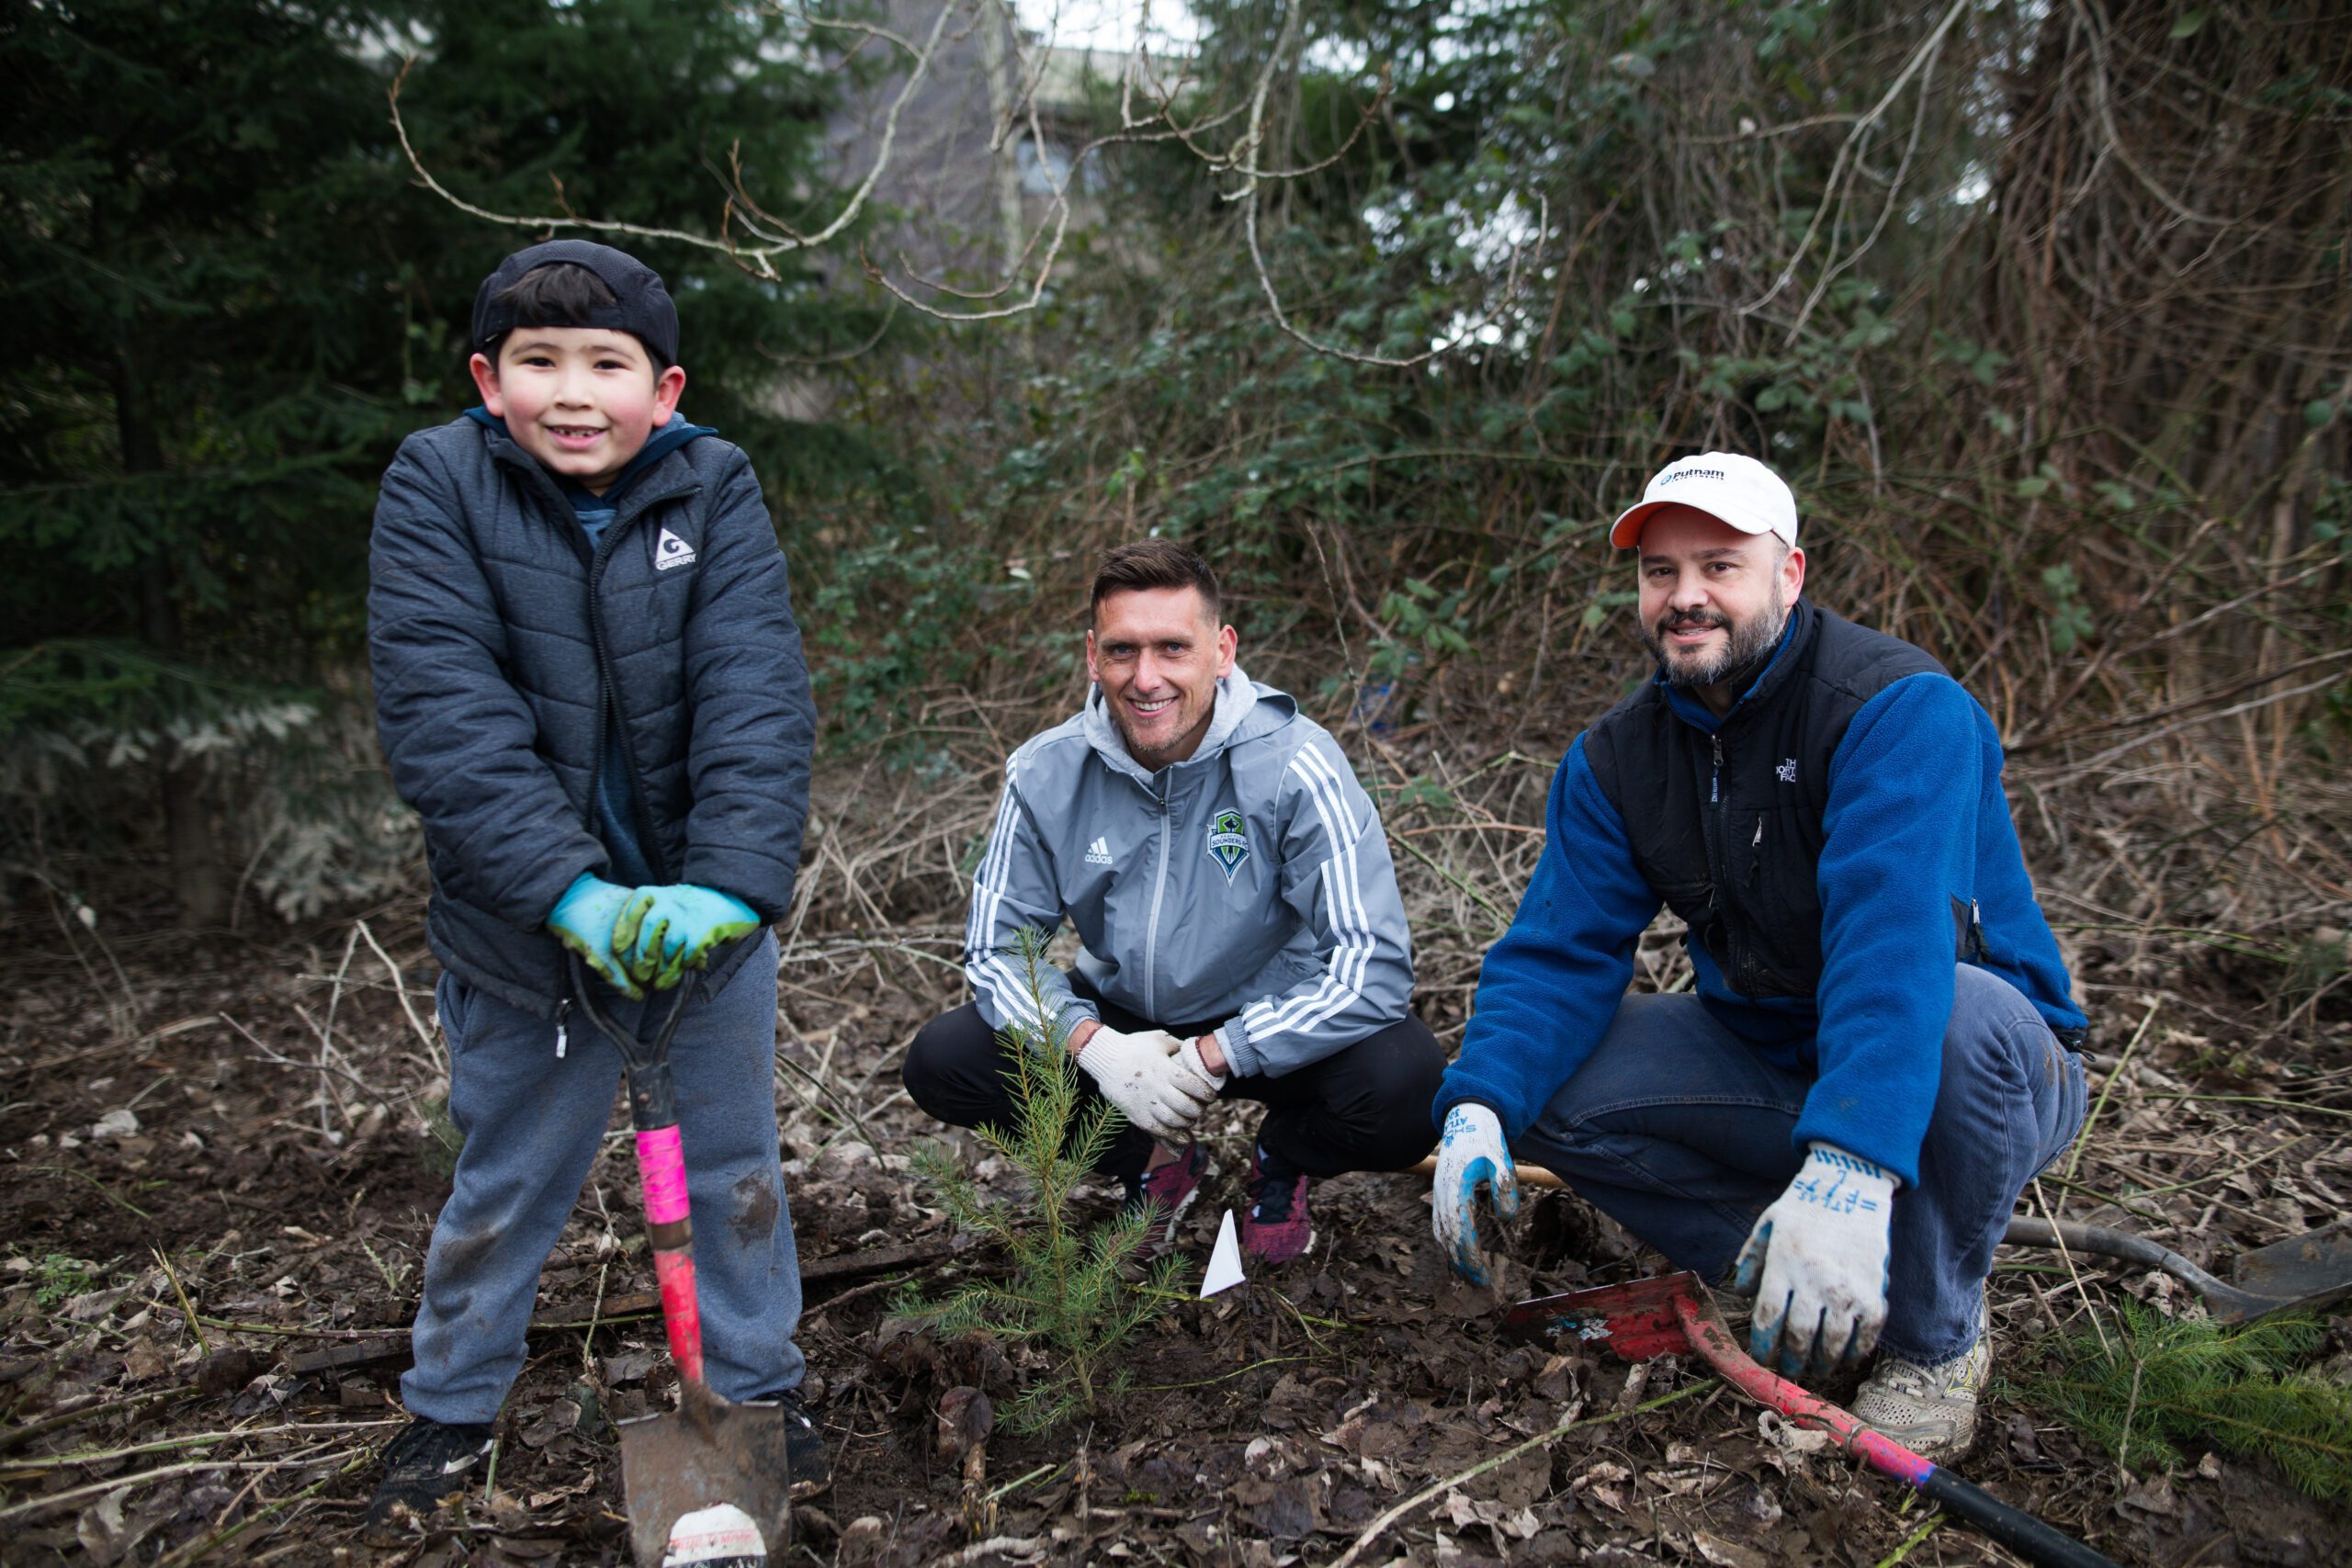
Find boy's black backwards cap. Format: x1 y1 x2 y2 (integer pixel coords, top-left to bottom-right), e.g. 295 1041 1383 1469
471 240 680 367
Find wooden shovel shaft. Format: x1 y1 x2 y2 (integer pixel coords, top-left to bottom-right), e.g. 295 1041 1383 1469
1410 1154 1566 1188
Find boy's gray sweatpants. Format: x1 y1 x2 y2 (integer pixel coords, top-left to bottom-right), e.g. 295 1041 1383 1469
401 933 804 1425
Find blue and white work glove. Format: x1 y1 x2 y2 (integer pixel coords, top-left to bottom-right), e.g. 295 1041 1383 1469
548 874 643 998
1732 1142 1897 1378
1432 1102 1519 1285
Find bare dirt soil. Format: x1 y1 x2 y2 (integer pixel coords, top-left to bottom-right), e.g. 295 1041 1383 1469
5 756 2349 1567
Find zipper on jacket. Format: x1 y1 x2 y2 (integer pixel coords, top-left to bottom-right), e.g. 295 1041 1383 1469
582 479 700 886
1704 730 1755 994
1141 776 1174 1020
554 997 571 1060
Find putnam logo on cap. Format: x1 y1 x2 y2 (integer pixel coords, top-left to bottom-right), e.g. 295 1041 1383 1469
1609 451 1800 550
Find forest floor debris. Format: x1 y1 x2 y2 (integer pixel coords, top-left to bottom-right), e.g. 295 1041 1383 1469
5 752 2349 1565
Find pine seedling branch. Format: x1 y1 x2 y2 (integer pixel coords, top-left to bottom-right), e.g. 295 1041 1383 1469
903 931 1188 1431
2015 1298 2352 1499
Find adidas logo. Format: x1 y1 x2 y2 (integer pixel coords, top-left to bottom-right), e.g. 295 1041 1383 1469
654 527 697 571
1084 837 1113 866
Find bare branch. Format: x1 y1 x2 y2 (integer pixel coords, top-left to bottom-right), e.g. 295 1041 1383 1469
386 0 962 275
1234 4 1543 369
1740 0 1971 321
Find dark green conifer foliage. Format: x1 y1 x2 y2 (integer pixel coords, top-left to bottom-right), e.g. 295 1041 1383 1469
0 0 871 919
2016 1300 2352 1499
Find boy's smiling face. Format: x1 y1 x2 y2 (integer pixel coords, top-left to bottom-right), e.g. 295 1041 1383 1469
469 327 685 494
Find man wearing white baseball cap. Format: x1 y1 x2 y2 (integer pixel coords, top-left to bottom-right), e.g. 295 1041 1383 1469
1430 451 2090 1456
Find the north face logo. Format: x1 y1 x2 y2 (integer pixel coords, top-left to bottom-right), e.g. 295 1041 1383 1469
1775 757 1798 784
654 527 697 570
1204 808 1250 883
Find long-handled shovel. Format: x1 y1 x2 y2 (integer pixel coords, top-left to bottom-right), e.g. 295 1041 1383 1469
567 953 792 1568
1506 1272 2117 1568
1413 1157 2352 1321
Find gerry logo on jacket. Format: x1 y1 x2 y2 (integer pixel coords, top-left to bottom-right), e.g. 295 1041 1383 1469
654 527 697 571
1205 807 1250 883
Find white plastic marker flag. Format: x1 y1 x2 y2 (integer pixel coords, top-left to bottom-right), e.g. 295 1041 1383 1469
1201 1208 1247 1297
662 1502 765 1566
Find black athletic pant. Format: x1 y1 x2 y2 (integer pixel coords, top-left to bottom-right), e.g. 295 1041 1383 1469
901 974 1445 1182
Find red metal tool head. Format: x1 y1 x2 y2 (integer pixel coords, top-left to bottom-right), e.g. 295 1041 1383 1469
1502 1270 1706 1361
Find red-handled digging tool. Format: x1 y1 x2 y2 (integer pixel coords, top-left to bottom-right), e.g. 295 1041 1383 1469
1506 1272 2116 1568
568 952 792 1568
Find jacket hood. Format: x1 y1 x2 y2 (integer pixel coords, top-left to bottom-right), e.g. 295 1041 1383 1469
1081 667 1295 781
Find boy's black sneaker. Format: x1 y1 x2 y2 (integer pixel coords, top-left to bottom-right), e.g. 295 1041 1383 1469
747 1387 830 1497
363 1416 494 1535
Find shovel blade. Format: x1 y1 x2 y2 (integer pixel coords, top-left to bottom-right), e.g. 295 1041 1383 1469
1503 1271 1703 1361
620 1394 792 1566
2233 1221 2352 1313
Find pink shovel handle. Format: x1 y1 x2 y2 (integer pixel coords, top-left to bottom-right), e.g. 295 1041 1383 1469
637 1125 693 1225
1669 1291 2115 1566
1669 1290 1931 1482
634 1124 705 1383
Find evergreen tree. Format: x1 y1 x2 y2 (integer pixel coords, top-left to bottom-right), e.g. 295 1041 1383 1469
0 0 869 924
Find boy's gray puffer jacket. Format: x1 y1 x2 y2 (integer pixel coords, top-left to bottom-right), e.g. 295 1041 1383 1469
965 671 1414 1078
368 416 815 1019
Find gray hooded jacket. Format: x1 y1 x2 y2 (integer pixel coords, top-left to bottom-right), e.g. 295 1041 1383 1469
964 671 1414 1078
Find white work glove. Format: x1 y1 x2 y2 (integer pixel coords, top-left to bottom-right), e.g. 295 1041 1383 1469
1732 1143 1897 1378
1076 1026 1216 1142
1177 1035 1229 1094
1431 1102 1519 1285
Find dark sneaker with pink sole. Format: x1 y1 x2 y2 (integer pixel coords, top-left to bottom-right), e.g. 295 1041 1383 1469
1242 1144 1315 1264
1122 1139 1212 1247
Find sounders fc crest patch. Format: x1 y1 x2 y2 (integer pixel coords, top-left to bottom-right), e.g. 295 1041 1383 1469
1204 807 1251 883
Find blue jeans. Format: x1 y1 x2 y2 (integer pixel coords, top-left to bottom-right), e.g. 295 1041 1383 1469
1513 965 2086 1364
402 933 805 1423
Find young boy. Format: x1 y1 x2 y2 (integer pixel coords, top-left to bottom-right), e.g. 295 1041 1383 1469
364 239 820 1530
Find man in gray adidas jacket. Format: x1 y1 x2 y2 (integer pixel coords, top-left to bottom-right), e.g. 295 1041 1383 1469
904 541 1443 1263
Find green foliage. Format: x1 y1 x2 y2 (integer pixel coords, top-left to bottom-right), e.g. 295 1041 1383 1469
2015 1299 2352 1499
418 1094 465 1181
1370 578 1475 679
2041 564 2095 658
0 0 872 918
898 933 1187 1432
32 1255 97 1308
388 0 882 483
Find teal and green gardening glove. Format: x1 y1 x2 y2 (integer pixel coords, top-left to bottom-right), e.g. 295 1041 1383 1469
548 874 642 998
615 884 763 991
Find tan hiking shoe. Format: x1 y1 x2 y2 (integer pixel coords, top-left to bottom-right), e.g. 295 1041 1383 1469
1853 1336 1992 1456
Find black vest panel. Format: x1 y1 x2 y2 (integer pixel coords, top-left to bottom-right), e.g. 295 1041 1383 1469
1583 601 1953 1001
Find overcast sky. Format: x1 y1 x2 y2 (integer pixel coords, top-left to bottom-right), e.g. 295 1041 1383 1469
1013 0 1202 51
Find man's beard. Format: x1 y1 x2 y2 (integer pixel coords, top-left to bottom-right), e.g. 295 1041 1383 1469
1640 587 1790 693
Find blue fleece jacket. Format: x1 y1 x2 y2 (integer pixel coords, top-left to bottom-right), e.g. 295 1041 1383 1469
1437 660 2084 1187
